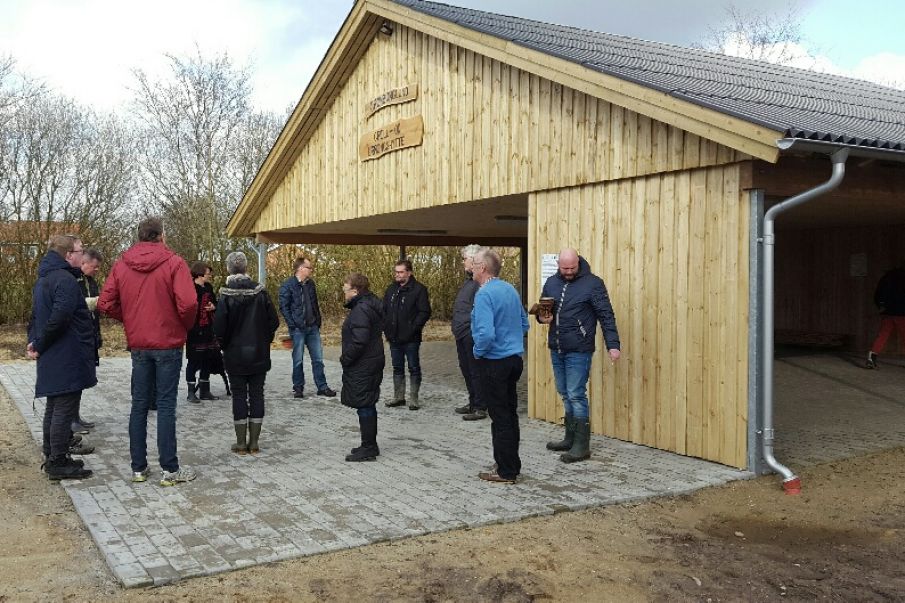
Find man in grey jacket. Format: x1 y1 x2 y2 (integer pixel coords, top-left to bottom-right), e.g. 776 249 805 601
451 244 486 420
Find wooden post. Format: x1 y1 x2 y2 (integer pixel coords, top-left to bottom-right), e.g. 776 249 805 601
399 245 407 261
519 243 528 303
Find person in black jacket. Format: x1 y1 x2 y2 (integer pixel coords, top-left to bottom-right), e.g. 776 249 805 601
186 261 220 402
27 234 96 480
866 262 905 369
341 273 385 462
451 244 486 420
383 259 431 410
537 248 620 463
71 247 104 435
213 252 279 455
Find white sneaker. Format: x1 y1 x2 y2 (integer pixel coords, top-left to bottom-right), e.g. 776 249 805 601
160 467 196 487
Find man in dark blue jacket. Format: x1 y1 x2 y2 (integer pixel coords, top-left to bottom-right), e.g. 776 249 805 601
279 256 335 399
27 235 97 481
537 248 620 463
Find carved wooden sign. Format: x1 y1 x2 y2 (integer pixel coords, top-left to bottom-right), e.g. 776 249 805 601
365 84 418 119
359 115 424 161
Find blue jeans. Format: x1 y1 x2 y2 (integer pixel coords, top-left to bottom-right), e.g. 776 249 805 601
291 326 327 392
389 342 422 377
130 348 182 473
550 350 593 420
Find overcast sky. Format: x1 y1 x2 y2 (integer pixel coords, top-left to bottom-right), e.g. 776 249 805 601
2 0 903 114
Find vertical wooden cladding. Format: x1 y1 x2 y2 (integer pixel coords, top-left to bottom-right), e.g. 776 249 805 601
254 26 748 234
529 163 750 468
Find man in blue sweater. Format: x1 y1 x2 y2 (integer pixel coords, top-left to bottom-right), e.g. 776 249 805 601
537 248 620 463
470 247 529 484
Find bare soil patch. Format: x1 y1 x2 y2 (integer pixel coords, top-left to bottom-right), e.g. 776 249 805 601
1 381 903 601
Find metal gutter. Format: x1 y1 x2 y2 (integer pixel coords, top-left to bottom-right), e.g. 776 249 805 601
760 146 849 494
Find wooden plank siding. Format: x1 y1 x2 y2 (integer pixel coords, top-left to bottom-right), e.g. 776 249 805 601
528 163 751 468
253 26 748 235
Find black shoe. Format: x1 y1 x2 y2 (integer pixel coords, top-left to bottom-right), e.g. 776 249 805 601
350 444 381 456
68 434 83 446
293 388 306 399
46 458 92 481
69 441 95 455
345 445 379 462
41 455 84 471
385 399 406 407
462 409 488 421
317 388 337 397
455 404 472 415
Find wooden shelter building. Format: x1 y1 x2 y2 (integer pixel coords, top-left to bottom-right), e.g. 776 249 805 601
228 0 905 470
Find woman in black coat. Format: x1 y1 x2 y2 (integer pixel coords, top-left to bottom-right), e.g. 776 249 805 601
213 252 279 455
340 273 385 462
186 261 220 401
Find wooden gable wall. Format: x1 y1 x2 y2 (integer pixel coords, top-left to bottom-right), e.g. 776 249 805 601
254 25 748 234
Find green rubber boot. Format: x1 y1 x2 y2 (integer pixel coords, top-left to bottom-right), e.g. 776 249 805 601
546 415 575 451
231 421 248 455
560 420 591 463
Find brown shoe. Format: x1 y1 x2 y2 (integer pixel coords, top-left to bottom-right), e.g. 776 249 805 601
478 470 516 484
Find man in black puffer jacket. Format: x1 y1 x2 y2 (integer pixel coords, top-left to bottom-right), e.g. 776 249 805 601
537 248 621 464
213 252 279 455
382 259 431 410
341 273 385 462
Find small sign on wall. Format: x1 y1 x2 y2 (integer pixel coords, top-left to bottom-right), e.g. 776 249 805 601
541 253 559 289
365 84 418 119
359 115 424 161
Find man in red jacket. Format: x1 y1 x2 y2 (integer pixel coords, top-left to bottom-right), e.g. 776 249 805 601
98 217 199 487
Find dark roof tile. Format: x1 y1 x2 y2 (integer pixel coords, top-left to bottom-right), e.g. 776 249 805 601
390 0 905 152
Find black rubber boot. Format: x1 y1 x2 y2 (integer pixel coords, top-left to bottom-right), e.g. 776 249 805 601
231 421 248 455
248 420 262 454
408 376 422 410
198 380 219 400
186 381 199 402
46 457 92 481
346 415 379 461
560 420 591 463
386 375 406 407
546 415 575 451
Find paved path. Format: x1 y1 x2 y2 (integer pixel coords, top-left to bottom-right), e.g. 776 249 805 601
1 342 747 587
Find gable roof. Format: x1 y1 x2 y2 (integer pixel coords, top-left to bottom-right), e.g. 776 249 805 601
392 0 905 153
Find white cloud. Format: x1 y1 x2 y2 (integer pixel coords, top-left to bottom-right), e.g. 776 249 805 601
851 53 905 89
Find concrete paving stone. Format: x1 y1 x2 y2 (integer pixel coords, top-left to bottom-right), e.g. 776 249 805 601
1 345 760 587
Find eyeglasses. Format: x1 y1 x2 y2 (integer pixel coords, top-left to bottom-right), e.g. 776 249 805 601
70 248 84 255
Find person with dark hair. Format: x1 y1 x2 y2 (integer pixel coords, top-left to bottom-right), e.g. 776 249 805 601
340 273 385 462
185 261 220 402
98 217 198 487
27 234 96 480
866 261 905 369
71 247 104 434
279 255 336 399
214 251 279 455
383 258 431 410
470 247 529 484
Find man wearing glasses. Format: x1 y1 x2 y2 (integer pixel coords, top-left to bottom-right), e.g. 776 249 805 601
382 259 431 410
27 234 97 480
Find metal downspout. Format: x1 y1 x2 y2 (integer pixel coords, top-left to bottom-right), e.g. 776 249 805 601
760 148 849 494
256 242 267 285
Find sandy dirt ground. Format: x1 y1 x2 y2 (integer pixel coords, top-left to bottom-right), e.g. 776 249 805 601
1 377 903 603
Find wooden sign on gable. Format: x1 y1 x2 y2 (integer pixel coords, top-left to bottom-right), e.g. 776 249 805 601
359 115 424 161
365 84 418 119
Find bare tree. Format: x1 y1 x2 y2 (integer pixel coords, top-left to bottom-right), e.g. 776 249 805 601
697 3 816 66
130 49 281 268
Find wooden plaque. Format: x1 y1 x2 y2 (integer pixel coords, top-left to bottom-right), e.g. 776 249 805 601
365 84 418 119
359 115 424 161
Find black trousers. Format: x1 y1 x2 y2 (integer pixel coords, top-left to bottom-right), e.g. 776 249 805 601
230 372 266 421
43 391 81 460
474 355 523 479
455 334 484 410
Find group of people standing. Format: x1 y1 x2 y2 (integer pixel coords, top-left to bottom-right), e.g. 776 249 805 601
27 213 622 487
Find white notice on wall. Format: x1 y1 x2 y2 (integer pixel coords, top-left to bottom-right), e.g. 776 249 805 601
541 253 559 289
850 252 868 278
